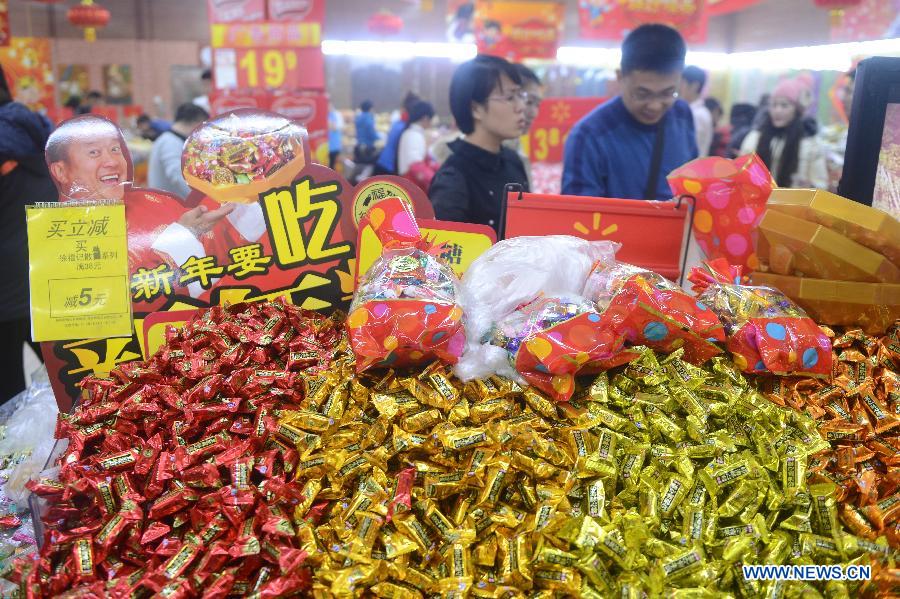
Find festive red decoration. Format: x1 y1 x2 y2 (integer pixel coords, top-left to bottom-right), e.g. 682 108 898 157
813 0 863 26
67 0 110 42
367 10 404 36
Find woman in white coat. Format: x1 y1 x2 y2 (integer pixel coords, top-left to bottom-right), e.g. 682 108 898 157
397 101 435 176
741 77 828 189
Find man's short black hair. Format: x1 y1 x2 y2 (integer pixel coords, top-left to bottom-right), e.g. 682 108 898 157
175 102 209 124
620 24 686 75
449 54 521 135
201 69 212 81
136 114 151 125
484 19 501 32
86 90 103 101
360 100 373 112
682 66 707 92
514 63 540 87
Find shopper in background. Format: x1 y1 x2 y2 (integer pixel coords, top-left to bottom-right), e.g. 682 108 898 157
740 77 827 189
511 63 542 187
374 92 421 175
354 100 378 165
429 54 529 234
727 102 757 157
0 65 54 401
328 102 344 170
136 114 171 141
148 102 209 200
704 97 728 157
78 90 104 115
680 65 713 156
193 69 212 114
397 101 435 176
562 24 697 199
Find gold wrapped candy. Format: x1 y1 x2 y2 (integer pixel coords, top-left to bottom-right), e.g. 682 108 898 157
279 346 896 597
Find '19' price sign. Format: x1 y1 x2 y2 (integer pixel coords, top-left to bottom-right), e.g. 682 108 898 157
213 47 324 91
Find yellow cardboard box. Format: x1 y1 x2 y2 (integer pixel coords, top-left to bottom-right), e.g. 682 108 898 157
758 210 900 283
767 188 900 266
750 271 900 334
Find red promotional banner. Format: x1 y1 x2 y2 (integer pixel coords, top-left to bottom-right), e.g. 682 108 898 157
267 0 324 22
207 0 266 23
521 97 604 163
475 1 564 61
210 22 321 48
0 0 9 48
578 0 708 43
213 46 324 91
40 111 433 409
707 0 763 16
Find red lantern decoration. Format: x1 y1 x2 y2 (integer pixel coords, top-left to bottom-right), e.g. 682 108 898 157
813 0 862 27
67 0 110 42
367 11 404 36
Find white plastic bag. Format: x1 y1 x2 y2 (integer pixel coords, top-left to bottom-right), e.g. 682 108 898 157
454 235 619 382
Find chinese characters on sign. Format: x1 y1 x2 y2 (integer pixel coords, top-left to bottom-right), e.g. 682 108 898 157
27 203 131 342
578 0 708 43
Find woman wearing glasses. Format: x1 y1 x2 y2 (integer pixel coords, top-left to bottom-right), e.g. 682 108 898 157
562 24 698 201
428 55 530 235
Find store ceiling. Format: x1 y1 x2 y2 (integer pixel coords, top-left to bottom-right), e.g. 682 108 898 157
10 0 832 53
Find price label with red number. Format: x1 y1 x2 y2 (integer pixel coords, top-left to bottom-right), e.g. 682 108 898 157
521 98 604 163
213 47 324 91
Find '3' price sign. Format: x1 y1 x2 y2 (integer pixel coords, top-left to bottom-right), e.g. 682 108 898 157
214 47 324 91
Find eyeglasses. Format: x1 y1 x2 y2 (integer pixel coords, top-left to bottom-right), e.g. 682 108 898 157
631 89 680 104
524 93 543 110
488 90 529 106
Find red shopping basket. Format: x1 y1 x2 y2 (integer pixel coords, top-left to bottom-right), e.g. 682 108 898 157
501 184 695 283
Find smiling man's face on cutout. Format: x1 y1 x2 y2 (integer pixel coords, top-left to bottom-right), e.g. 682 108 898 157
49 123 129 201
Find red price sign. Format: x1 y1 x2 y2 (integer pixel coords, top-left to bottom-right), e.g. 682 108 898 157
522 97 603 163
214 47 324 90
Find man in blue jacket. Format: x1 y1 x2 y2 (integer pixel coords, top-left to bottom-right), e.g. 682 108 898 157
562 24 698 200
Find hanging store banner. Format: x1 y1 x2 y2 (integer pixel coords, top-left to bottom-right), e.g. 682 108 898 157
474 1 564 61
213 46 325 91
578 0 708 44
37 111 433 411
0 38 54 111
707 0 762 16
0 1 9 48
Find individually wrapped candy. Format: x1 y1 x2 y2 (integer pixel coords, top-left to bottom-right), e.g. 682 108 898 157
486 294 635 401
689 258 832 377
583 259 725 364
347 197 466 371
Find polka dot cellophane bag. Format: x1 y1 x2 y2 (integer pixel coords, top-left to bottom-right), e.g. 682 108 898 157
668 153 775 273
689 258 832 378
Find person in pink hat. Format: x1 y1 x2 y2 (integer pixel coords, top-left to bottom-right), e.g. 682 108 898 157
740 75 828 189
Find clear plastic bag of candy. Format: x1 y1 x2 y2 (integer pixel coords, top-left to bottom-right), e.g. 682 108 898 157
454 235 620 383
583 259 725 364
688 258 832 377
484 294 635 401
347 197 466 371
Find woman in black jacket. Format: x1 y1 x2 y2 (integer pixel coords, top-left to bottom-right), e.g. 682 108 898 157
428 55 529 235
0 65 56 402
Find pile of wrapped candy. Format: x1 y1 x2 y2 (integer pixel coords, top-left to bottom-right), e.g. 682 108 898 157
182 111 305 203
19 302 897 596
17 199 900 596
758 323 900 550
